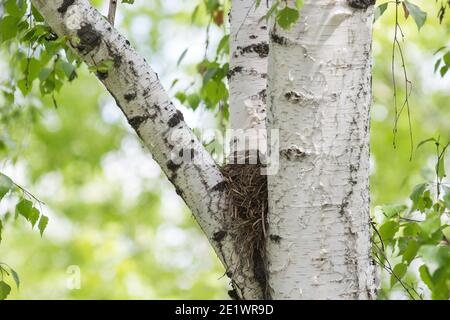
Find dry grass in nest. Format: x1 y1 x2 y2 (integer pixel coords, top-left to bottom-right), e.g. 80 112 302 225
220 160 268 286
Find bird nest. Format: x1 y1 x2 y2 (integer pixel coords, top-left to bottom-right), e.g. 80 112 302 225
220 156 269 296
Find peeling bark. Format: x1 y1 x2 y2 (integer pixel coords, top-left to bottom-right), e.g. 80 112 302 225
265 0 377 299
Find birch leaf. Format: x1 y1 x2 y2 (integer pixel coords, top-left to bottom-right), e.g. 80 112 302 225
404 1 427 30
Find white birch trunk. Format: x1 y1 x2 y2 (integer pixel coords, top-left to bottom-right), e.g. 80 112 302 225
229 0 269 162
31 0 261 300
225 0 271 299
265 0 377 299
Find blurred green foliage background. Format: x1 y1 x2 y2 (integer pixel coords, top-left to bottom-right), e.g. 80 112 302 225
0 0 449 299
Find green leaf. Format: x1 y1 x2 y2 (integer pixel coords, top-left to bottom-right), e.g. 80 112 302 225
430 266 450 299
404 1 427 30
419 245 450 267
391 262 407 286
0 173 13 201
203 68 218 85
402 240 419 265
187 94 201 110
436 155 446 180
374 3 389 22
0 16 21 42
216 35 229 56
403 222 420 236
380 204 407 218
91 59 114 74
16 199 33 220
38 215 49 236
443 225 450 240
443 52 450 65
60 61 76 80
420 212 441 237
434 58 442 73
444 190 450 209
409 183 427 211
5 0 26 17
276 6 299 30
419 264 433 290
10 268 20 289
440 65 448 77
0 281 11 300
379 220 399 241
177 48 188 67
28 207 40 228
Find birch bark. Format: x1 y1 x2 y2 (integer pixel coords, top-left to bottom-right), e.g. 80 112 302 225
225 0 271 299
265 0 377 299
229 0 269 161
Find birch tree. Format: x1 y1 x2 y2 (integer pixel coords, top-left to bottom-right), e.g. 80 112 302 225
0 0 382 299
265 0 377 299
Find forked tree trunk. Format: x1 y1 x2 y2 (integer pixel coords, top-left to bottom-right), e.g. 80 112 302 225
31 0 378 300
265 0 377 299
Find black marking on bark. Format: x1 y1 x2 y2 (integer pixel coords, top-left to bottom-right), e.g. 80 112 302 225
249 34 257 39
280 147 306 160
213 230 227 242
125 40 131 46
252 246 269 299
271 32 288 46
124 92 137 102
227 66 243 79
128 115 149 128
347 0 376 9
177 148 195 161
228 289 240 300
128 61 139 78
176 109 184 121
168 110 184 127
77 24 101 54
211 180 227 192
269 234 282 243
237 42 269 58
97 71 109 80
58 0 75 14
258 89 267 104
104 41 122 68
175 187 183 196
166 160 181 172
285 90 307 104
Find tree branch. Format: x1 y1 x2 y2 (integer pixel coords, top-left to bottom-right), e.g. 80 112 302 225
108 0 117 26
